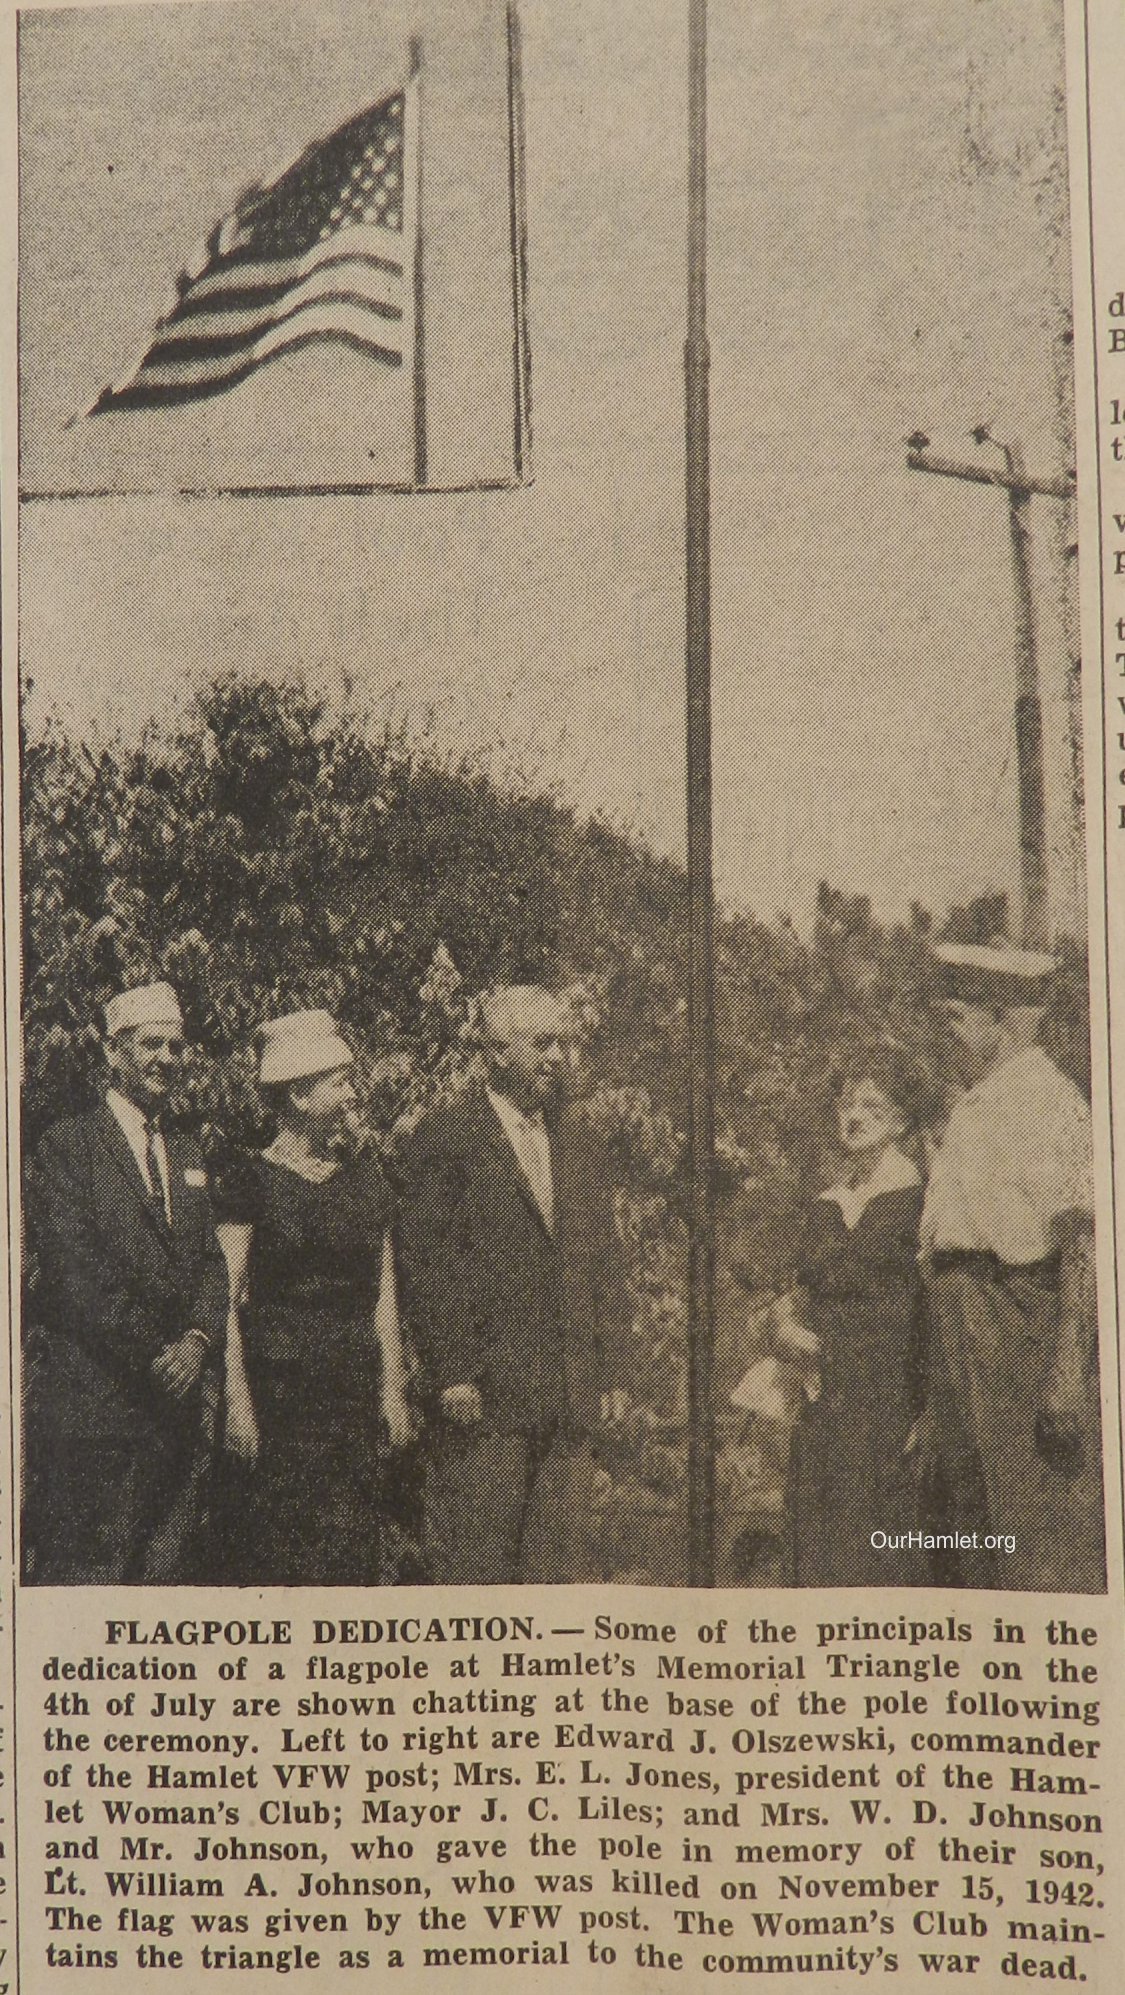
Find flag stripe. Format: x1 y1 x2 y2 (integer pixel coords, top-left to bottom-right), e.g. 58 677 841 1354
173 255 403 319
144 289 403 365
150 261 404 353
182 226 404 305
130 301 404 386
94 328 402 411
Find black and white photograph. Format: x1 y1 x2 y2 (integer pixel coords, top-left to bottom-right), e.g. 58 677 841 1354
17 0 1107 1592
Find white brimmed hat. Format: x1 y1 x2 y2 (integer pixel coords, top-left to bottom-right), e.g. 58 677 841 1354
257 1010 353 1087
104 982 184 1039
934 941 1057 1007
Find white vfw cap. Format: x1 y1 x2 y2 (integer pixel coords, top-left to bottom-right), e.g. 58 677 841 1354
104 982 184 1039
257 1010 354 1087
933 942 1057 1008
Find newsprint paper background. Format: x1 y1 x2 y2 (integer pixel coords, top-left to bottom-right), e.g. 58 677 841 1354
3 0 1125 1990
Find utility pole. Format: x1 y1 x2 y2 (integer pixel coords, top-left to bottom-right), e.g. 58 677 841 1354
905 430 1075 951
684 0 716 1587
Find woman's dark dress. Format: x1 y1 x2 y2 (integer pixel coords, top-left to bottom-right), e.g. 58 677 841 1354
789 1181 927 1587
222 1155 391 1585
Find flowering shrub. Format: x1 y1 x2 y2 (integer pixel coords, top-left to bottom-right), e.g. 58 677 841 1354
23 676 1087 1577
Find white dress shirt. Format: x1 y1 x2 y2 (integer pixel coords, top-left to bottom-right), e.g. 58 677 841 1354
107 1087 171 1225
487 1087 555 1231
920 1045 1093 1265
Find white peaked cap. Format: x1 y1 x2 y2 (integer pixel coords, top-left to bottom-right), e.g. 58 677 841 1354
934 942 1057 979
934 942 1057 1006
104 982 184 1038
257 1009 354 1087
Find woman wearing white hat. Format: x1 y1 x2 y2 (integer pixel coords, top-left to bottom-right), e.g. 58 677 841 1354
216 1011 414 1584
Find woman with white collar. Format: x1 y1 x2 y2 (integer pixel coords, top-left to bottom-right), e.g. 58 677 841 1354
787 1046 931 1587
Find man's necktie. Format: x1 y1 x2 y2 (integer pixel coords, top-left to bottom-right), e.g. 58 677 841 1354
520 1114 555 1232
144 1118 170 1227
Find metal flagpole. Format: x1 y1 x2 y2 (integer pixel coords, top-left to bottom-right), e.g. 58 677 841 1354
409 36 428 490
684 0 716 1587
506 3 533 484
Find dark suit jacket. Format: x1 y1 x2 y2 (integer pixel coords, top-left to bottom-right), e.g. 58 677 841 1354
397 1089 631 1433
25 1104 228 1444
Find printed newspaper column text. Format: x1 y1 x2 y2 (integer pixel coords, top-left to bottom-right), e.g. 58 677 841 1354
1109 287 1125 830
19 1602 1113 1985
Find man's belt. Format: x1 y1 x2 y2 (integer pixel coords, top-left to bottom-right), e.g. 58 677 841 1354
928 1247 1060 1285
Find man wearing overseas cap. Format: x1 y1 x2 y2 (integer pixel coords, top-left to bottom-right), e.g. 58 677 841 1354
917 942 1105 1591
25 981 228 1583
397 984 632 1584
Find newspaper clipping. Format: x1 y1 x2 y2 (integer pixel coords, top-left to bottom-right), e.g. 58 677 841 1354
3 0 1124 1988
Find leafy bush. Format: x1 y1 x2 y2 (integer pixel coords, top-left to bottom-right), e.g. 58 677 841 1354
22 676 1087 1575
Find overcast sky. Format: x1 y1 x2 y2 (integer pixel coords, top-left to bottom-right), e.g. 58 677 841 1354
18 0 1084 933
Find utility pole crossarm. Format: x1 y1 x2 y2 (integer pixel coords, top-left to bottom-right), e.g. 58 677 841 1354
904 431 1065 952
906 449 1074 502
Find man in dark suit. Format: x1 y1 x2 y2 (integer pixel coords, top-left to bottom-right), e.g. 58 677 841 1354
398 985 631 1583
25 982 228 1583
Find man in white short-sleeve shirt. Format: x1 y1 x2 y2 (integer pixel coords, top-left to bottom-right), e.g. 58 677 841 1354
919 944 1105 1592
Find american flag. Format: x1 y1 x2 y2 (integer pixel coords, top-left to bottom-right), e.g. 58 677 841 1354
89 82 417 412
